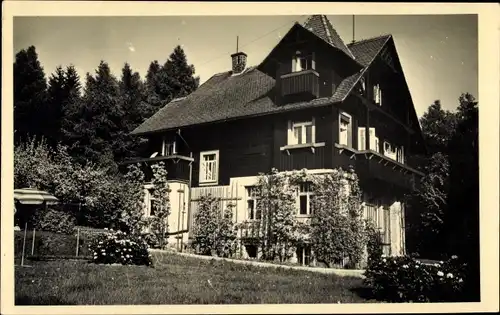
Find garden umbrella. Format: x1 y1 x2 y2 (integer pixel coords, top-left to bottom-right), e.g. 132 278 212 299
14 188 59 206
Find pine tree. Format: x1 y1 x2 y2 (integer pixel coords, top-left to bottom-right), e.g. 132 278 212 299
162 45 199 99
144 60 163 117
45 66 67 147
116 63 148 161
67 61 122 168
14 46 48 144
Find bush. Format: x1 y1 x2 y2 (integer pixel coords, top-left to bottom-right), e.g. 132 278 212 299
191 195 237 258
364 255 467 302
33 208 76 234
88 230 152 266
14 230 92 257
366 221 383 267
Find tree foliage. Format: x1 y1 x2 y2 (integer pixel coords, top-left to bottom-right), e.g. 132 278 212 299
309 167 366 268
14 46 48 144
145 162 171 249
191 195 237 257
254 168 300 262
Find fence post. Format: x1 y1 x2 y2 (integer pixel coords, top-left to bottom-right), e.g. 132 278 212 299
31 228 36 256
21 222 27 267
75 227 80 257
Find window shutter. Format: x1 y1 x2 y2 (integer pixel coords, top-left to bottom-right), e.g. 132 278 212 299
369 128 377 151
287 120 293 145
379 88 383 106
311 117 316 143
347 121 352 148
358 127 366 150
291 57 296 73
311 52 316 70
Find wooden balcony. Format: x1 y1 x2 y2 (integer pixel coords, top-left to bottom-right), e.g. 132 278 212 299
119 154 194 183
280 69 320 102
334 143 423 191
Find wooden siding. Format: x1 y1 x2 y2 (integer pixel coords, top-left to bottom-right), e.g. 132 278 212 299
281 70 320 101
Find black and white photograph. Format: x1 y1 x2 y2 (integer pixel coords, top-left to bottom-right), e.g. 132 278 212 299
1 1 498 313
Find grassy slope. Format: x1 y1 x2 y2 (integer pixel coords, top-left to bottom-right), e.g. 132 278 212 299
15 252 374 305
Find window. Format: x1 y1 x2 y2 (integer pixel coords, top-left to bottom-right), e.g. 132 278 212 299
358 127 379 152
373 84 382 105
298 182 314 215
339 112 352 147
246 186 261 220
199 150 219 184
246 245 258 259
162 137 177 156
288 119 315 145
296 246 312 266
292 51 315 72
383 141 397 160
145 187 157 217
396 146 405 164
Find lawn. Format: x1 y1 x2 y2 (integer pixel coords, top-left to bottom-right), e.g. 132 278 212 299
15 252 376 305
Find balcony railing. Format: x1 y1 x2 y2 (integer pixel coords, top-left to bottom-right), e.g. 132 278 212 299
280 69 320 101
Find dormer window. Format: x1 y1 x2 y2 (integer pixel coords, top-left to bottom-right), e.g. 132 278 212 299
292 51 315 72
373 84 382 105
162 137 177 156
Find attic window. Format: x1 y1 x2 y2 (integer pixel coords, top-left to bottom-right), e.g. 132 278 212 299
292 51 315 72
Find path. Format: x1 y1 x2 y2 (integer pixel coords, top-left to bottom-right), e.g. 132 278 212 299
149 248 365 278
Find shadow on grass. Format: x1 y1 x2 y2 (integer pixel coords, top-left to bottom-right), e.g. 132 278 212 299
16 295 76 305
350 286 377 301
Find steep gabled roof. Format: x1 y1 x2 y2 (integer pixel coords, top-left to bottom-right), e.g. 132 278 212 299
131 29 392 136
303 15 356 60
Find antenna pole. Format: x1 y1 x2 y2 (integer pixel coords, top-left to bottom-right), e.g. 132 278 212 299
236 36 239 53
352 15 355 43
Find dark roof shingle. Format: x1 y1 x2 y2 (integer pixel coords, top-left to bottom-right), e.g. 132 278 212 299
131 33 391 136
303 15 356 60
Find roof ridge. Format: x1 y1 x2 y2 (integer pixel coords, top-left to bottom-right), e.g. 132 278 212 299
348 34 392 47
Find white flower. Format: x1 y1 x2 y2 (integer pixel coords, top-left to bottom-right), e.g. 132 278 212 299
458 278 463 283
103 253 106 256
440 261 444 264
446 273 453 279
434 263 440 267
94 256 97 259
99 241 103 244
451 255 458 259
402 264 409 269
104 228 108 230
437 271 444 277
415 265 419 269
381 254 386 258
382 258 386 263
126 255 130 258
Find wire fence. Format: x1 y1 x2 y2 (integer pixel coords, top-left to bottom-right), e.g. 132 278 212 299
14 225 108 265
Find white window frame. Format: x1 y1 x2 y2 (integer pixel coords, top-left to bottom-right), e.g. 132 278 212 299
373 84 382 105
298 182 314 216
396 146 405 164
292 51 316 73
162 137 177 156
339 112 352 147
287 118 316 145
199 150 219 185
144 185 157 217
383 141 397 160
246 186 261 220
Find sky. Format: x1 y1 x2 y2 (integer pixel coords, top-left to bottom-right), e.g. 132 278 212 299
13 14 478 118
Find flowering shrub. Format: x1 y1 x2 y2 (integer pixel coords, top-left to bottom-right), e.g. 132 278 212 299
88 229 152 266
364 255 467 302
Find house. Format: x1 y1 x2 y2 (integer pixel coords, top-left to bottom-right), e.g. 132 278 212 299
125 15 426 265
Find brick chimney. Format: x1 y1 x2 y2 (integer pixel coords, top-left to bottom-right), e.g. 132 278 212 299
231 52 247 74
